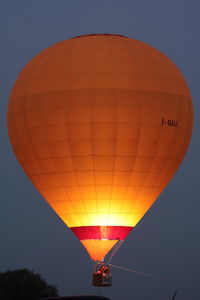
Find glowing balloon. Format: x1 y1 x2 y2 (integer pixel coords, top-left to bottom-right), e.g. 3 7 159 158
7 34 193 262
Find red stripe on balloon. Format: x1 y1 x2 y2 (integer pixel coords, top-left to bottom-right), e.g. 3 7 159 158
70 226 133 240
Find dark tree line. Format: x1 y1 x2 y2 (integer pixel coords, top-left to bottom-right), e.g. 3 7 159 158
0 269 58 300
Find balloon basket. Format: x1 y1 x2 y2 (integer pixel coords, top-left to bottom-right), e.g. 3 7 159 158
92 262 112 287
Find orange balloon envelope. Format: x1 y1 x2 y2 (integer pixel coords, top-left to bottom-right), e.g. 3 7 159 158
7 34 193 262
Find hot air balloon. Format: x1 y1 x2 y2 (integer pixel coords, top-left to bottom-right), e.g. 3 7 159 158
7 34 193 286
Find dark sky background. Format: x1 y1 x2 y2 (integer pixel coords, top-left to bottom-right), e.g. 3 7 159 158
1 1 200 299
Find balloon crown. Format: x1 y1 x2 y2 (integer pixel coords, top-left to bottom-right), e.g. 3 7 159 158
72 33 128 39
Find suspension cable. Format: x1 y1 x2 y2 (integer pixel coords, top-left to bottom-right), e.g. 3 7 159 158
109 263 163 280
90 257 95 268
107 240 124 264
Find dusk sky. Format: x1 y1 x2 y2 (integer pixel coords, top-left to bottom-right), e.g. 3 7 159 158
1 1 200 300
